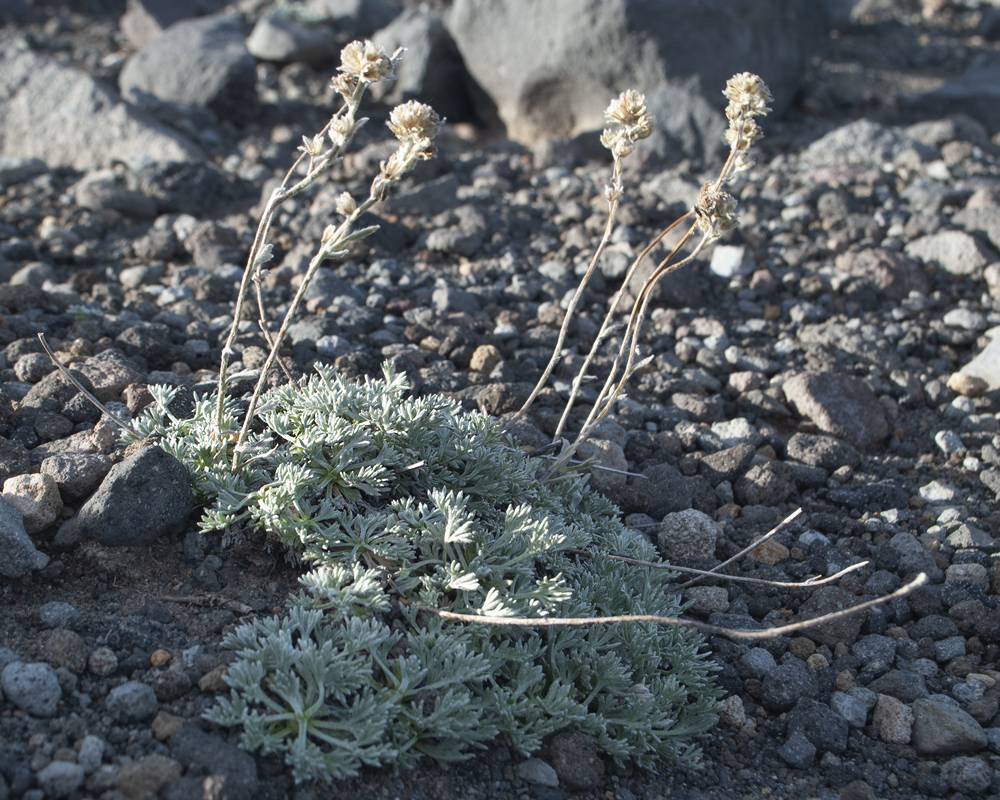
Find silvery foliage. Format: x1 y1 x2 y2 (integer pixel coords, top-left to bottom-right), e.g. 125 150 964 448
129 363 720 782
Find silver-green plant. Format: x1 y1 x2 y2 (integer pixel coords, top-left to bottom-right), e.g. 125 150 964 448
132 362 720 782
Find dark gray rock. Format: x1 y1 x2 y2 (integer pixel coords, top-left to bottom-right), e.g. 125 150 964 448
941 755 993 794
0 45 202 169
547 731 604 792
0 661 61 717
168 726 258 796
733 461 795 506
887 532 944 583
68 445 194 547
699 442 755 486
785 432 862 470
106 680 158 722
915 57 1000 133
246 14 338 65
639 81 727 167
0 154 47 190
911 696 988 756
315 0 398 37
786 697 848 753
799 118 934 168
760 660 819 712
447 0 824 144
782 371 889 451
41 453 113 502
73 170 158 220
777 729 816 769
37 602 82 631
633 463 692 519
372 8 479 124
129 161 256 218
0 493 47 578
657 508 719 562
795 586 867 647
904 230 995 277
852 634 896 675
119 14 257 126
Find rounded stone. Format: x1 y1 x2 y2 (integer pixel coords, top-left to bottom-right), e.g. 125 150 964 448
43 628 88 674
2 472 62 534
911 695 988 756
718 695 747 728
106 680 158 722
469 344 503 374
36 761 84 798
683 586 729 616
941 755 992 794
0 661 62 717
77 734 106 774
87 646 118 677
38 601 82 630
575 438 629 494
657 508 720 562
733 461 794 506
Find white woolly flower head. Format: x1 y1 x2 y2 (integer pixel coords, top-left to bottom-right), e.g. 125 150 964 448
339 40 396 84
723 72 772 118
601 89 654 161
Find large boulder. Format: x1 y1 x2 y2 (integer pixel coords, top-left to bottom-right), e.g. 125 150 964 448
119 14 258 125
447 0 826 147
0 46 202 170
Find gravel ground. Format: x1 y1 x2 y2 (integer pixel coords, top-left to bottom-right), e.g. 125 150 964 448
2 1 1000 799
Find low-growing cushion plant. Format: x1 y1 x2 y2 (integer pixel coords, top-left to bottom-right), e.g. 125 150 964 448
130 365 720 781
120 42 775 784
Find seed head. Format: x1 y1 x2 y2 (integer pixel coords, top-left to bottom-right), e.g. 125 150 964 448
723 73 772 118
339 40 395 84
723 117 763 151
601 129 636 160
298 133 325 157
387 100 442 143
335 192 356 217
695 183 739 238
328 115 354 150
330 72 359 101
605 89 654 139
601 89 654 162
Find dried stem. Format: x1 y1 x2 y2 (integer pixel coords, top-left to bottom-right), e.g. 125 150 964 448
215 80 369 438
409 573 928 640
551 211 693 441
674 508 803 590
502 161 626 433
38 333 137 437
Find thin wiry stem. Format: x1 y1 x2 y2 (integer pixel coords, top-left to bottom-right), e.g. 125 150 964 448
674 508 803 590
408 573 927 640
37 333 137 437
551 211 693 442
215 80 368 440
502 159 626 434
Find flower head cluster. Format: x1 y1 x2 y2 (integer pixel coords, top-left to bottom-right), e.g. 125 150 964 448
387 100 442 148
695 182 739 239
327 115 354 150
600 89 654 161
722 72 772 171
338 40 397 85
372 101 442 199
